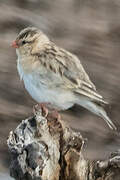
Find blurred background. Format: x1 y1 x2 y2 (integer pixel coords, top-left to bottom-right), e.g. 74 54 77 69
0 0 120 177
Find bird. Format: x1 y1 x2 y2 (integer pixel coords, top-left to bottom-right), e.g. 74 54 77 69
11 27 116 130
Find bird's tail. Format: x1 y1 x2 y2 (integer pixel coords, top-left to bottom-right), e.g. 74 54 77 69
77 99 116 130
98 105 116 130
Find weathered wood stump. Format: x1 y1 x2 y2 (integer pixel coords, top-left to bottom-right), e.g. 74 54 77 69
7 108 120 180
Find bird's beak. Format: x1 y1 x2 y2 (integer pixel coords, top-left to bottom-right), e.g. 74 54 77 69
11 40 19 48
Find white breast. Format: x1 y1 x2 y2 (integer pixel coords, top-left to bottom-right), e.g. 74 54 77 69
17 58 75 110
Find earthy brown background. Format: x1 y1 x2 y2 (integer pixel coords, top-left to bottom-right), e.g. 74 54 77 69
0 0 120 175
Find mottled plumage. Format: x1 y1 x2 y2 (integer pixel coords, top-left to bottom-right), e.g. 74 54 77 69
32 43 107 104
12 27 116 130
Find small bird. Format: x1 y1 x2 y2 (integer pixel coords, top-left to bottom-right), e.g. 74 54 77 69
12 27 116 130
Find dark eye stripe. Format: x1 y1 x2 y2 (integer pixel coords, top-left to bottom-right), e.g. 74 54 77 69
20 39 34 46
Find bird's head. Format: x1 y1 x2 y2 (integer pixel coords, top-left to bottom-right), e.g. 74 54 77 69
11 27 50 57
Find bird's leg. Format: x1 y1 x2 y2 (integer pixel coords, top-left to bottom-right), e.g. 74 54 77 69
47 110 62 132
33 103 61 121
33 103 49 117
49 110 61 121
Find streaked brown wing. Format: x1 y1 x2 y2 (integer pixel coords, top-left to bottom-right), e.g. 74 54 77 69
34 43 108 104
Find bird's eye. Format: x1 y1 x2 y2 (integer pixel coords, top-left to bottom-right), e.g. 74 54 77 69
22 40 26 45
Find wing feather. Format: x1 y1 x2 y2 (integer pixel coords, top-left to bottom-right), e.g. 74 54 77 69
33 43 108 104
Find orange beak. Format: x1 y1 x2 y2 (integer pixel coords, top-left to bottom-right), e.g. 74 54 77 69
11 41 19 48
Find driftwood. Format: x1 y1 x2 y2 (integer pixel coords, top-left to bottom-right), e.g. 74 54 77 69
7 107 120 180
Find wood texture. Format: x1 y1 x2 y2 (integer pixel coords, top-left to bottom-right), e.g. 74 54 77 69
7 108 120 180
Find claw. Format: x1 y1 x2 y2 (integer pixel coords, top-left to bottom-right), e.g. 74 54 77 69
40 103 49 117
49 110 61 121
33 103 49 117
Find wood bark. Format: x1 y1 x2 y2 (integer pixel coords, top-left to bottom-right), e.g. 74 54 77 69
7 107 120 180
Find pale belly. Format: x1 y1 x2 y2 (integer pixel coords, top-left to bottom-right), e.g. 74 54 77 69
23 74 75 110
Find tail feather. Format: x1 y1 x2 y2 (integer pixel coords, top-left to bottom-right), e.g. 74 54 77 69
99 107 116 130
76 98 116 130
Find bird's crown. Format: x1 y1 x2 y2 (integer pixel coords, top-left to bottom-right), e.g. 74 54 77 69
17 27 41 40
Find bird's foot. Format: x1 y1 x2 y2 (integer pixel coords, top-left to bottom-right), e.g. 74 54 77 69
33 103 61 122
48 110 61 121
47 110 61 129
33 103 49 117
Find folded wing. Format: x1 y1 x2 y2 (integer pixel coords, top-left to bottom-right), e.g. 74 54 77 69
34 43 108 105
